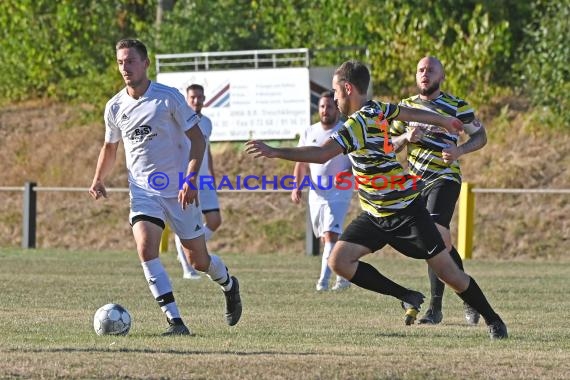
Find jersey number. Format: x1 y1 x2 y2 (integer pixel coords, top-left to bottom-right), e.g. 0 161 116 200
375 118 394 154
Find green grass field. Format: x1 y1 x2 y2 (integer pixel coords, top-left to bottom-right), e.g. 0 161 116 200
1 248 569 379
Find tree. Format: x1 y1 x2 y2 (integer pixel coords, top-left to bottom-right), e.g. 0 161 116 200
518 0 570 125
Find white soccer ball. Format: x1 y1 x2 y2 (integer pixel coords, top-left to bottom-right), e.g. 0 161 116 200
93 303 131 336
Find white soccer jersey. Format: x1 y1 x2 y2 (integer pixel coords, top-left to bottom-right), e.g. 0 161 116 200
298 121 353 202
196 113 220 210
104 81 200 197
197 114 213 178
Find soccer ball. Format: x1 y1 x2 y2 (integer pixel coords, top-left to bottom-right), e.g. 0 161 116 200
93 303 131 336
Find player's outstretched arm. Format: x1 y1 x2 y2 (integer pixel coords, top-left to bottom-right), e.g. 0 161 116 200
397 106 463 134
245 139 343 164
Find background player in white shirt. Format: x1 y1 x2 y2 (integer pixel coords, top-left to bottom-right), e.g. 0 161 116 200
175 84 222 279
292 91 353 291
89 39 241 335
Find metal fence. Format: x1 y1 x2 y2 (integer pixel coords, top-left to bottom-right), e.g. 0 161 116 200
2 182 569 258
1 182 320 256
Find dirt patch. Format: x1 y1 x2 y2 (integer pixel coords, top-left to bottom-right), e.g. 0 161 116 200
1 100 568 258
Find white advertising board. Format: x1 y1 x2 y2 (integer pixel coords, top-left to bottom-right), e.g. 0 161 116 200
157 67 310 141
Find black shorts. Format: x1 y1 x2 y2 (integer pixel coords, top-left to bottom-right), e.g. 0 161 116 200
339 197 446 260
421 179 461 228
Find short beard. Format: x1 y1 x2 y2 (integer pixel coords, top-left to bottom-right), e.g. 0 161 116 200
320 115 334 126
420 82 440 97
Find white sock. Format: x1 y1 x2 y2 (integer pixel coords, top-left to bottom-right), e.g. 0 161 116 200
175 235 197 275
318 241 335 284
203 225 214 241
141 258 180 320
206 254 232 291
336 275 349 284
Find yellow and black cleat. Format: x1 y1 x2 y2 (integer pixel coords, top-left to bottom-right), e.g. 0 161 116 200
401 302 420 325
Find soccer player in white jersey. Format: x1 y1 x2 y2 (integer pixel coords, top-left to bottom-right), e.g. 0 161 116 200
174 84 222 280
89 39 242 335
292 91 353 291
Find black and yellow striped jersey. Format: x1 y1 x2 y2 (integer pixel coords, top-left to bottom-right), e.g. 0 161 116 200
390 92 475 187
331 100 421 217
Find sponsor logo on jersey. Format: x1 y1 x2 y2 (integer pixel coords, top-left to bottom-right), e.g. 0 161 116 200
129 125 157 142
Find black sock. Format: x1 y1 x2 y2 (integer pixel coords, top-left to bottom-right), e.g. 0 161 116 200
456 277 500 325
428 267 444 309
350 261 410 299
169 317 184 325
449 246 464 270
429 246 464 310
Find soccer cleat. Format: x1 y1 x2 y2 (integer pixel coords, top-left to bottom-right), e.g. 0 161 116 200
163 318 192 336
464 302 481 325
331 279 351 291
402 305 419 325
418 308 443 324
315 281 328 292
224 276 242 326
183 271 201 280
400 291 425 325
488 318 508 339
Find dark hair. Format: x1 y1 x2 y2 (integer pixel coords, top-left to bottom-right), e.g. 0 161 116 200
115 39 148 60
186 84 204 93
334 60 370 94
320 90 334 100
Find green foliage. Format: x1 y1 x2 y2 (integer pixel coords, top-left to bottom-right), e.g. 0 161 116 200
518 0 570 126
356 1 511 103
0 0 563 130
151 0 263 54
0 0 154 106
149 0 513 105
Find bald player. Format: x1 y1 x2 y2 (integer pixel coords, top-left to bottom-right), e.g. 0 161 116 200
391 56 488 326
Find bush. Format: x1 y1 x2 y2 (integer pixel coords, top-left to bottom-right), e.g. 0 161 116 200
0 1 152 107
518 0 570 126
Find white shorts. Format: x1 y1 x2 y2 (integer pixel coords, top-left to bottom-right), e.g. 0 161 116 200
199 187 220 213
308 196 351 238
129 184 204 239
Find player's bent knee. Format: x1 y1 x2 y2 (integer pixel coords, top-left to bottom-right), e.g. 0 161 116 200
210 220 222 231
206 213 222 231
328 253 354 278
188 251 211 272
328 256 340 272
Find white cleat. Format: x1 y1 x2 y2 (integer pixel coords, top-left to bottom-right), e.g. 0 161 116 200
331 279 351 291
315 281 328 292
183 271 201 280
